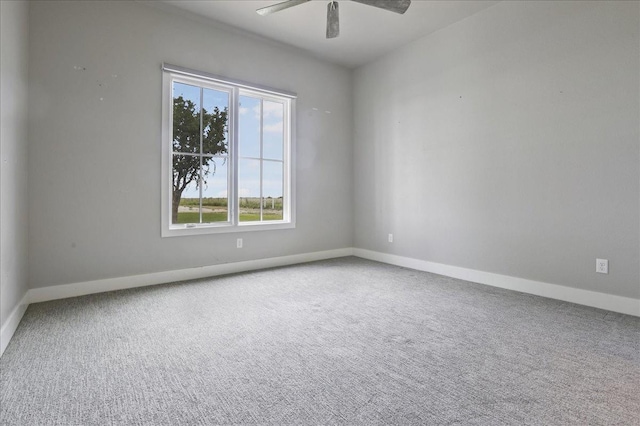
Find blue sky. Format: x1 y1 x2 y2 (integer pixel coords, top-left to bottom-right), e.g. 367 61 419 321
174 82 284 200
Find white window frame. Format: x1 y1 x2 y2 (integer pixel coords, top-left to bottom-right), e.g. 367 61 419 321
161 64 296 237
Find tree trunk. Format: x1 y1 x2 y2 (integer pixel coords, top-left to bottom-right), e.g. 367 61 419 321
172 190 182 224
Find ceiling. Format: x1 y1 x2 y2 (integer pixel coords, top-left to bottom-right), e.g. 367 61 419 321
159 0 500 69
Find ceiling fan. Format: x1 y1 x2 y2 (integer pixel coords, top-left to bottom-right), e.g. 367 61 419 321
256 0 412 39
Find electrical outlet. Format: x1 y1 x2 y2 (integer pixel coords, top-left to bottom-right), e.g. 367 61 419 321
388 233 393 243
237 238 243 249
596 258 608 274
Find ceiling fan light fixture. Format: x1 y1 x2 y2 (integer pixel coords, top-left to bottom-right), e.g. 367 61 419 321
326 1 340 39
257 0 411 39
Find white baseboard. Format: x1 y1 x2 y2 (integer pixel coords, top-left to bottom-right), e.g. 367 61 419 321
3 246 637 359
20 247 640 315
29 248 355 304
0 292 29 357
353 248 640 317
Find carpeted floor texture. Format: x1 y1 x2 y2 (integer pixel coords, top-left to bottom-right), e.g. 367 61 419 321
1 257 638 425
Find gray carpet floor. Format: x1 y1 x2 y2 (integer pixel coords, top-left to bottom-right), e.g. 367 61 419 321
1 257 638 425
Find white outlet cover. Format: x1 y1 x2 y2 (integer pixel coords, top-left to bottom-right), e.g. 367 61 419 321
596 258 608 274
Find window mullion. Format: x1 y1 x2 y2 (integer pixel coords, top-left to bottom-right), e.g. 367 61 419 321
259 99 264 222
232 88 239 226
286 99 294 223
199 87 204 223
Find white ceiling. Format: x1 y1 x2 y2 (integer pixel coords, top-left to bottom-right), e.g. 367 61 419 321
159 0 500 69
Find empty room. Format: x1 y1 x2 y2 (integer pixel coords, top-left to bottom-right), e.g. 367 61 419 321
1 0 638 424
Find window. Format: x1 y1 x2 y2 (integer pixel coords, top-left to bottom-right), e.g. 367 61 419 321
161 64 295 237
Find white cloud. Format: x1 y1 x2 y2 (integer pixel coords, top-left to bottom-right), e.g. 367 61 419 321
252 101 283 120
263 101 283 119
263 122 283 133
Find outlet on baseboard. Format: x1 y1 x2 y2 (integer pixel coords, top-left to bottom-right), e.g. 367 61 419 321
388 233 393 243
237 238 243 249
596 258 608 274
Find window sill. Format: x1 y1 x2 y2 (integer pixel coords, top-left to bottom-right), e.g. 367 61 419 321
161 221 295 238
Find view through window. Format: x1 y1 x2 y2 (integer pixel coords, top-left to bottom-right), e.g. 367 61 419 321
162 65 295 236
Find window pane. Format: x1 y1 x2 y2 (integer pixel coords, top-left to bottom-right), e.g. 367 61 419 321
201 157 229 223
263 100 284 161
262 160 283 221
173 82 201 154
202 88 229 156
239 158 261 222
172 154 201 225
239 95 261 159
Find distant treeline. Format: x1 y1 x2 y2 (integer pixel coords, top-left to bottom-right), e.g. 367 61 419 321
180 197 283 210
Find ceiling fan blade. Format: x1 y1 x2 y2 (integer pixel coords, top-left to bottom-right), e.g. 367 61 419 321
350 0 411 14
256 0 311 16
326 1 340 39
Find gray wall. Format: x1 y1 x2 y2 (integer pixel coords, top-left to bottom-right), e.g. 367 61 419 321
18 0 640 303
1 1 30 329
27 1 353 289
353 1 640 299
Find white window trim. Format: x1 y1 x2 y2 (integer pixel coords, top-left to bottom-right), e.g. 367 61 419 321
161 64 296 237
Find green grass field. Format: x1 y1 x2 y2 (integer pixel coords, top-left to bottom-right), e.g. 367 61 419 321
177 197 283 224
176 211 283 224
180 197 283 210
